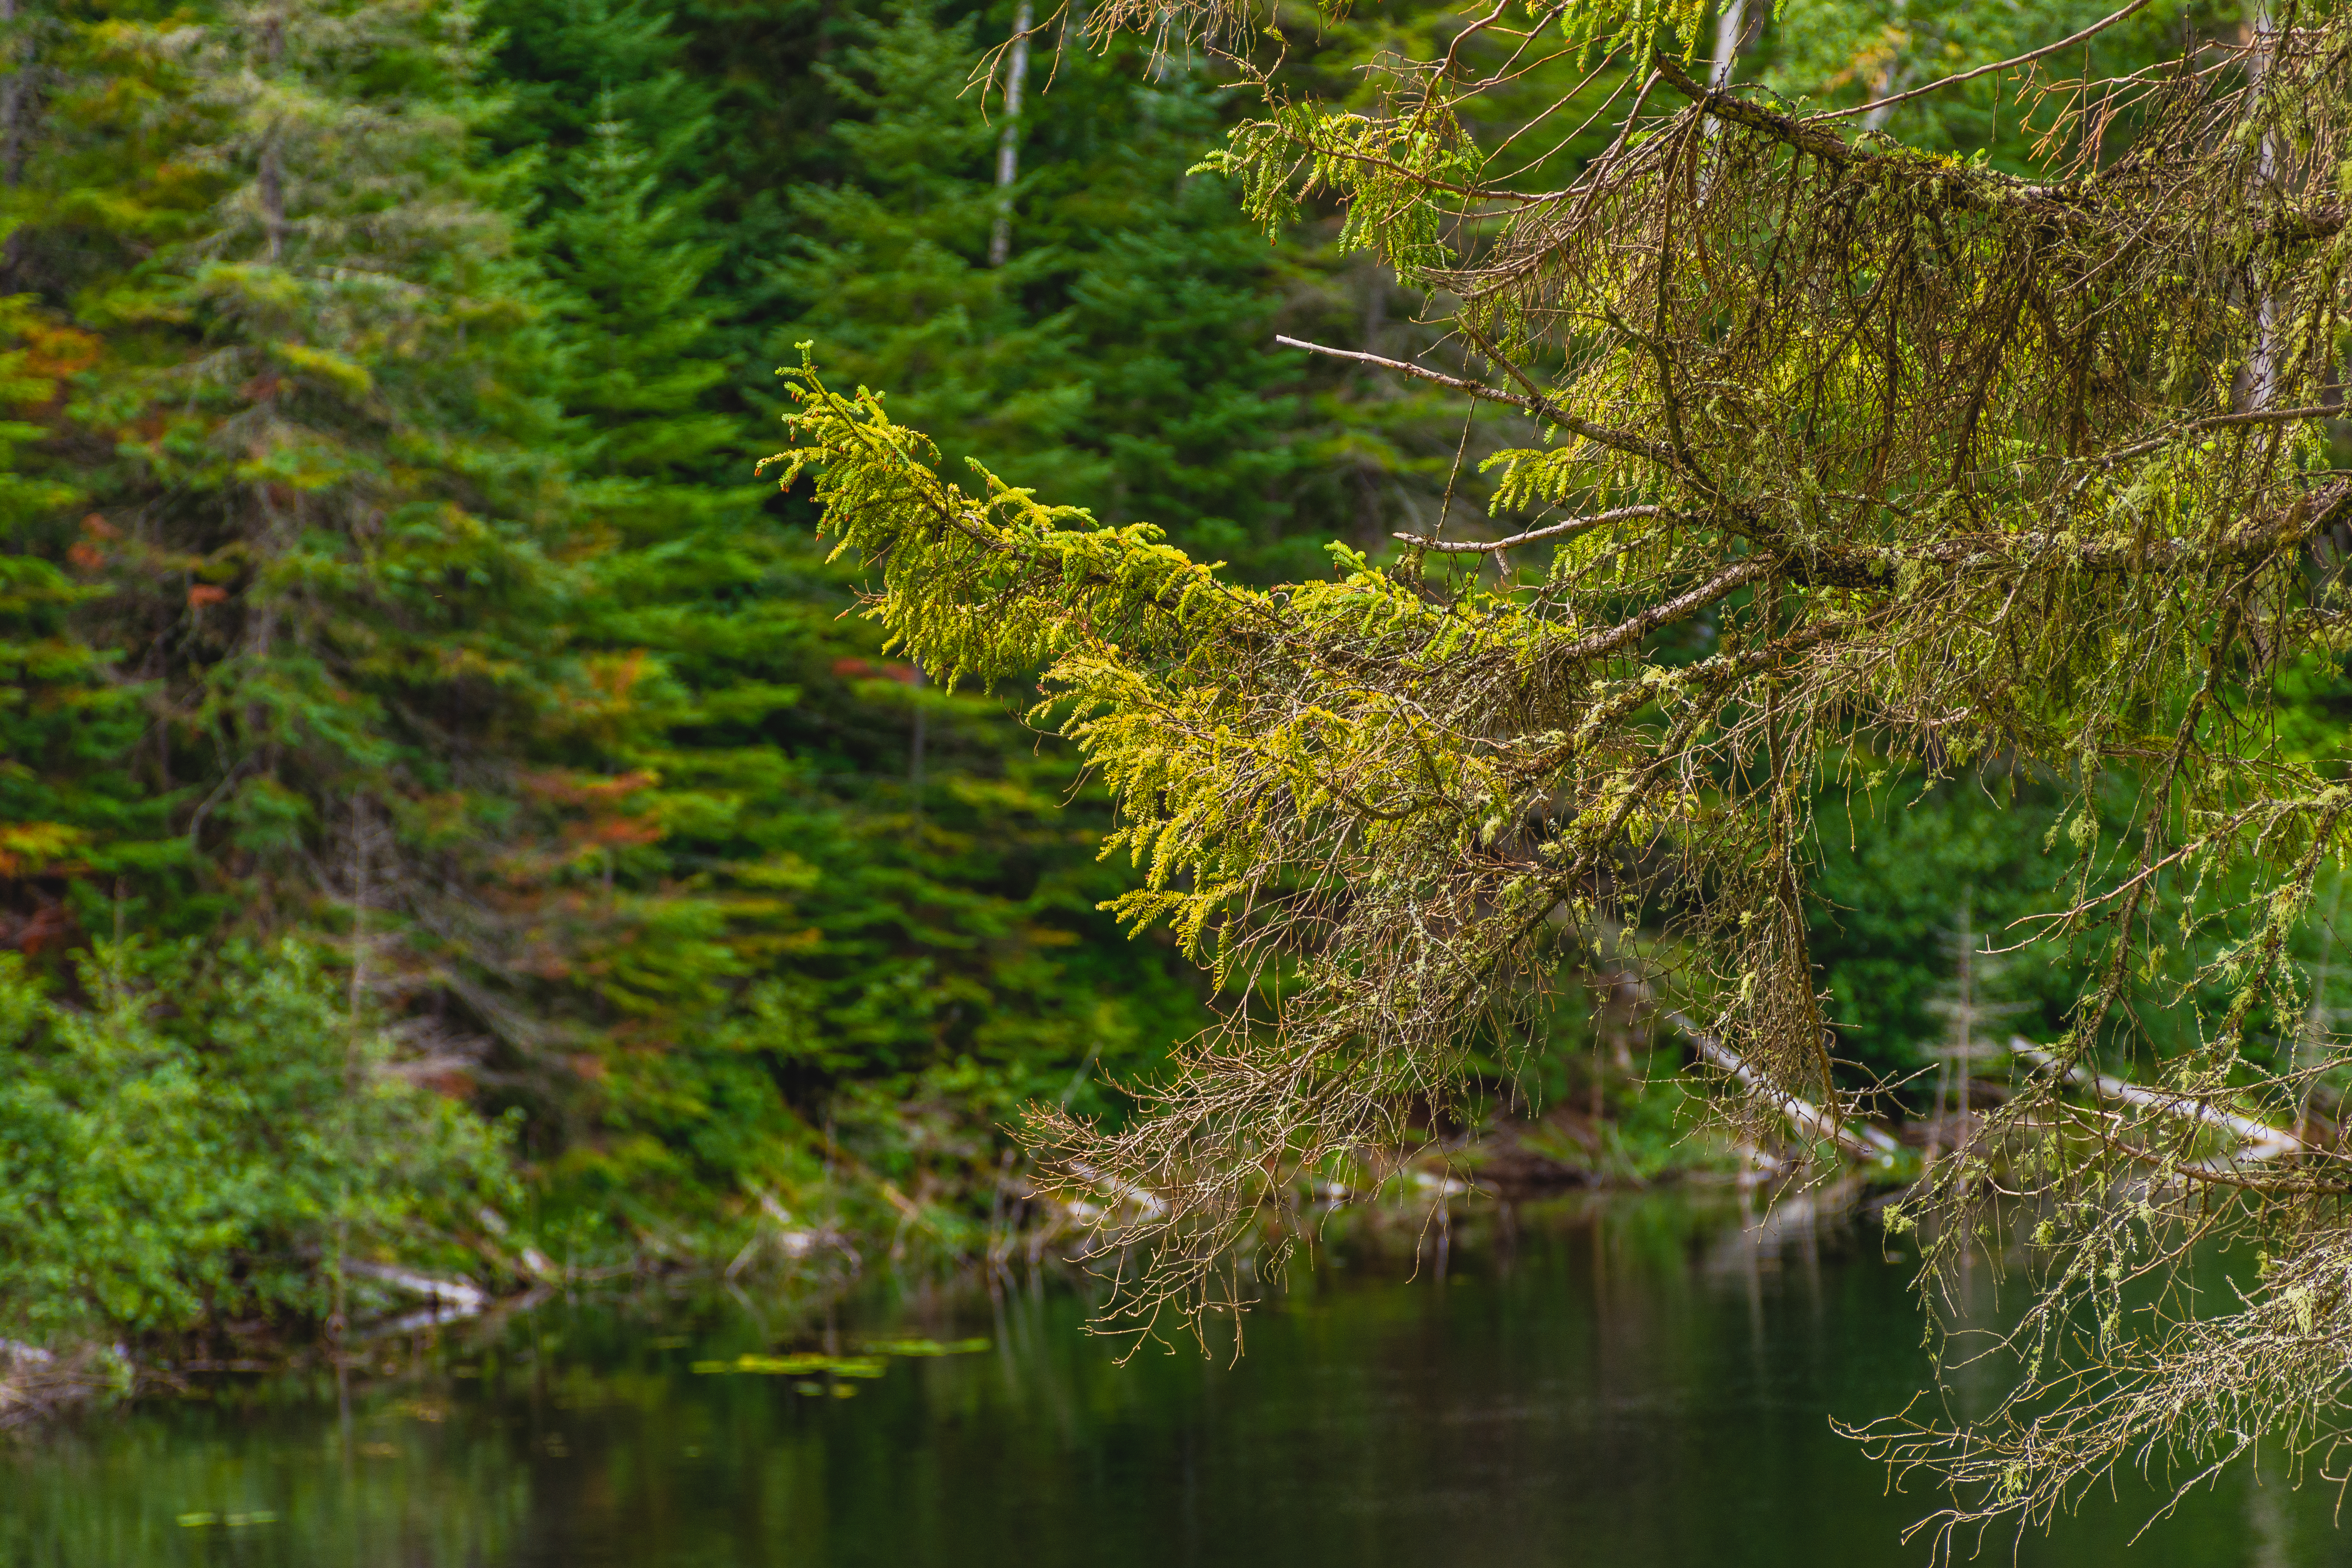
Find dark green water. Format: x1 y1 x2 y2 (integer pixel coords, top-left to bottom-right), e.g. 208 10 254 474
3 1194 2342 1566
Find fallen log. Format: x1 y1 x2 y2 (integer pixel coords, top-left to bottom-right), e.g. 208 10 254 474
1670 1012 1901 1165
339 1260 488 1313
2011 1037 2304 1167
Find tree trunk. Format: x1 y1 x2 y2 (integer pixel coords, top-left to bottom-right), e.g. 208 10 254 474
1708 0 1748 91
2247 7 2282 410
1862 0 1909 133
988 0 1033 268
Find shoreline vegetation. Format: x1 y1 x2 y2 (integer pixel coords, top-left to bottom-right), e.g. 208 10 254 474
2 977 2321 1427
0 1184 1874 1447
0 1097 1860 1429
7 985 2321 1427
0 1014 2172 1428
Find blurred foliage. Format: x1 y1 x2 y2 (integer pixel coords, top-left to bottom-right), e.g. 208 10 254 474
0 942 516 1338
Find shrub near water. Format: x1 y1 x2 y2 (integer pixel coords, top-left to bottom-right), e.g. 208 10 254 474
0 943 515 1343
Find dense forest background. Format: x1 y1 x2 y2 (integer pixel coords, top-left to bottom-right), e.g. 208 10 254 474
0 0 2330 1347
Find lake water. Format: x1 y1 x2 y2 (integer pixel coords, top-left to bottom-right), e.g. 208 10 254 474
4 1192 2345 1566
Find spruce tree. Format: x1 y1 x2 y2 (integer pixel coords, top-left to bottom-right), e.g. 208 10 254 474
0 0 584 1330
0 5 218 947
477 50 1212 1236
0 301 171 950
7 0 637 1083
778 0 1484 581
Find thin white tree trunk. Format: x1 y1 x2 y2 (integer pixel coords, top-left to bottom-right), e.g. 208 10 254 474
988 0 1033 268
1707 0 1746 90
1676 1015 1901 1162
1862 0 1908 133
2247 6 2282 410
1699 0 1758 198
2012 1040 2304 1161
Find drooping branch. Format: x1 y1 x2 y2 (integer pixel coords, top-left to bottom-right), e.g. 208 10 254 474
787 4 2352 1524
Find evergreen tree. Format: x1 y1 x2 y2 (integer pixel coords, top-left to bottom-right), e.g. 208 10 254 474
477 63 1211 1239
778 0 1481 581
541 108 736 485
0 8 215 950
58 0 623 1020
2 0 646 1141
0 301 172 953
0 0 605 1328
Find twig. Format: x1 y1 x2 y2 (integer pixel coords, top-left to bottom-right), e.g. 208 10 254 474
1272 334 1672 464
1396 503 1680 554
1803 0 2155 125
2091 405 2337 469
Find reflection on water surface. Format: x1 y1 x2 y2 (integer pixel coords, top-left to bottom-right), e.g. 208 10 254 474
4 1193 2344 1566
